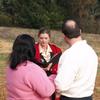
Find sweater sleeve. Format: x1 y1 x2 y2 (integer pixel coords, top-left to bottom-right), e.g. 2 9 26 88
24 63 55 98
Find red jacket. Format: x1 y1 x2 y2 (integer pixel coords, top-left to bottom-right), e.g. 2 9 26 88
35 43 62 74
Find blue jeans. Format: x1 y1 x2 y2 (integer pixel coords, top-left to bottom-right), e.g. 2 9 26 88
60 95 92 100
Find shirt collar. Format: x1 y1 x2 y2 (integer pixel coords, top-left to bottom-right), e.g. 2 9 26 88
39 44 52 54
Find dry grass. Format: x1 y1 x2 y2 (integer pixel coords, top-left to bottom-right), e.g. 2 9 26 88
0 27 100 100
0 39 12 54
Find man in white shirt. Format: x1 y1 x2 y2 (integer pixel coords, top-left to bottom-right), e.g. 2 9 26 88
55 20 98 100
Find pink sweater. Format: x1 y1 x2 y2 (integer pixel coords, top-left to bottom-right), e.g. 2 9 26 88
6 61 55 100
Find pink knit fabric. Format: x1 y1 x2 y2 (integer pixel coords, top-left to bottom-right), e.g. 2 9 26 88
6 61 55 100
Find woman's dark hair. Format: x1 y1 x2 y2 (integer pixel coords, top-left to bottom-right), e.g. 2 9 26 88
9 34 36 70
62 19 81 39
38 27 51 37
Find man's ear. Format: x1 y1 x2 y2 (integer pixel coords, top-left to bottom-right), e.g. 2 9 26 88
80 29 82 34
64 35 67 41
64 36 69 43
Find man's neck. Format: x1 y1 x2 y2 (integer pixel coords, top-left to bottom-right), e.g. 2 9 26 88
70 36 82 46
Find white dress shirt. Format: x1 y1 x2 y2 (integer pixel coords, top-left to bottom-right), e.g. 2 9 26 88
55 40 98 98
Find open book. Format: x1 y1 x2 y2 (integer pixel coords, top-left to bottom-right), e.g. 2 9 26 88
35 52 62 68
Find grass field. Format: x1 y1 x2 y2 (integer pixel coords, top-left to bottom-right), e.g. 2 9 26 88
0 27 100 100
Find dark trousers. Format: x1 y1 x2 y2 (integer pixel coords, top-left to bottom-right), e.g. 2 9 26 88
60 95 92 100
51 92 55 100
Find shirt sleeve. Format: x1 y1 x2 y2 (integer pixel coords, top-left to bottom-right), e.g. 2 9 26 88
55 53 78 92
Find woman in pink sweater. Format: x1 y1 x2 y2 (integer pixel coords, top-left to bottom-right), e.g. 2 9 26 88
6 34 55 100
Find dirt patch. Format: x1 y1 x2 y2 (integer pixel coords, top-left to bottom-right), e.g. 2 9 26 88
0 38 12 54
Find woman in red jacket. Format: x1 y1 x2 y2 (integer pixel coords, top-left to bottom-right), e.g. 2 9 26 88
35 27 62 76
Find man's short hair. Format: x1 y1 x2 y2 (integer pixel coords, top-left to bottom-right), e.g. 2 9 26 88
62 20 81 39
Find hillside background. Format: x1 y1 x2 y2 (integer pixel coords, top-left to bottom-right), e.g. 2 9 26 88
0 27 100 100
0 0 100 34
0 0 100 100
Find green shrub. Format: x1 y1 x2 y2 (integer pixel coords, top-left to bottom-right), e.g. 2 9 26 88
0 14 12 26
